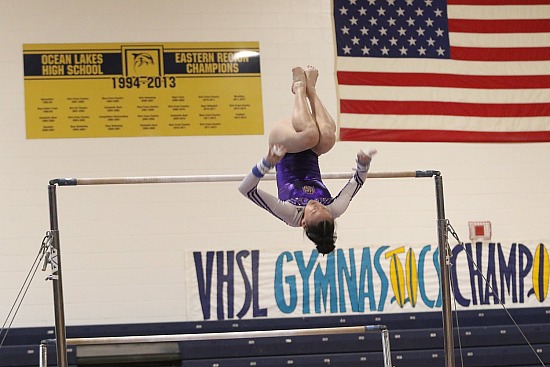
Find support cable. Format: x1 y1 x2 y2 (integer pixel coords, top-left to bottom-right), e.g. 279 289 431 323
447 248 465 367
0 232 51 349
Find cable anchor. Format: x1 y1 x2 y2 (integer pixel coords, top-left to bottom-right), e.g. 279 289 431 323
41 231 58 281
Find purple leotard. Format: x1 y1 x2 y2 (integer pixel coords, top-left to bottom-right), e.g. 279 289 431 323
276 150 331 205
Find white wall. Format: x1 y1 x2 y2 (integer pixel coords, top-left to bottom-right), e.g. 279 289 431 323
1 0 548 327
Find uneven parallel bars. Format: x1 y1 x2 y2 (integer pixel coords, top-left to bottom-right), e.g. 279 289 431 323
46 168 446 367
50 170 439 186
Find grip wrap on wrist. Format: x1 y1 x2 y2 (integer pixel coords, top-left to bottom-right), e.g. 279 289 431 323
252 158 273 177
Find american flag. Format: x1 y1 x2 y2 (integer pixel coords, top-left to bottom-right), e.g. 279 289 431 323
333 0 550 142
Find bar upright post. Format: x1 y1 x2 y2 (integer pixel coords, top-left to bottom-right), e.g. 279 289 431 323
48 184 68 367
380 328 392 367
435 174 455 367
39 341 48 367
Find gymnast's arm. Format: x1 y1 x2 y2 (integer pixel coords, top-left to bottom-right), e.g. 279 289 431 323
328 149 376 219
237 167 302 227
237 145 303 227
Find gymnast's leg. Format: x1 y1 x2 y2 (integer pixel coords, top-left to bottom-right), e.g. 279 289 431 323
268 67 320 153
305 65 336 156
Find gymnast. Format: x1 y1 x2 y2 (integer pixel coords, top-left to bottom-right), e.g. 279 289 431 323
238 66 376 255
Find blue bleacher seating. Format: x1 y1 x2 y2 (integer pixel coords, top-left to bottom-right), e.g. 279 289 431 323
1 307 548 367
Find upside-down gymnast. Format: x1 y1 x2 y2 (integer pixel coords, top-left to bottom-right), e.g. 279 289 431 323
238 66 376 255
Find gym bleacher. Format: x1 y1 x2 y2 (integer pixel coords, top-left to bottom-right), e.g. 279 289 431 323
1 307 548 367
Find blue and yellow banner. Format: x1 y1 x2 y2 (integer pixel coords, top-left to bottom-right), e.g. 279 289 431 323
186 241 550 320
23 42 263 139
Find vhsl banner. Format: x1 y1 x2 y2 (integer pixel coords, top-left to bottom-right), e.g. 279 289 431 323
185 241 549 321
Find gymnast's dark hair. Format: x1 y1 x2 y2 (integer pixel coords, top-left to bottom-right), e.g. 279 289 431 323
305 220 336 255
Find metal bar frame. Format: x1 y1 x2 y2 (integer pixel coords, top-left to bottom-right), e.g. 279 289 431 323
46 169 453 367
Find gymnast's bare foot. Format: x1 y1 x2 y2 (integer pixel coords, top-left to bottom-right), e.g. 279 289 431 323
305 65 318 96
291 66 306 94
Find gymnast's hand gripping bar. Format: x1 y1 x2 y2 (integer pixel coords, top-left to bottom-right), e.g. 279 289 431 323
49 170 440 186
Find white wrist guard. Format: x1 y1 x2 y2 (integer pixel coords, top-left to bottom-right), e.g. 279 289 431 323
252 158 274 177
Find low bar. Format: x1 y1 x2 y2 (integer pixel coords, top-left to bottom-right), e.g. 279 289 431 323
40 325 392 367
43 325 387 346
50 170 438 186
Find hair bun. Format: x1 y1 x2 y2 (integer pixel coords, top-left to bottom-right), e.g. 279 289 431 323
305 220 336 255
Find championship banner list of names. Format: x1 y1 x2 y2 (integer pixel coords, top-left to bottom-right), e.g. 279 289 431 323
23 42 263 139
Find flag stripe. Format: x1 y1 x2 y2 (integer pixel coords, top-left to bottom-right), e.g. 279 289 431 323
340 100 550 118
337 71 550 89
340 114 550 132
339 128 550 143
448 0 550 6
451 33 550 48
340 86 550 104
451 46 550 61
338 57 550 76
449 18 550 33
449 5 550 19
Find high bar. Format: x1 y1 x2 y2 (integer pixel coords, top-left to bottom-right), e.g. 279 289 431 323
50 170 439 186
42 325 387 346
